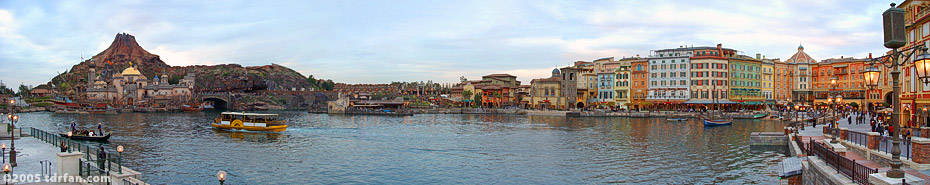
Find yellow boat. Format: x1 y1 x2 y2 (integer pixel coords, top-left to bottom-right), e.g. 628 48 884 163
212 112 288 132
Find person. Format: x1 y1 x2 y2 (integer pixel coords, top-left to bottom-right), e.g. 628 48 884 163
871 118 877 132
97 146 107 174
60 141 68 152
97 123 103 135
904 126 912 140
70 121 76 132
848 115 853 125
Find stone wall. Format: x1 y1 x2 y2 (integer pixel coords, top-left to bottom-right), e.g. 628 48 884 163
751 132 787 146
802 156 857 185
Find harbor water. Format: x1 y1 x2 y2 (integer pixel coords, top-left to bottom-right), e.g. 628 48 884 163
18 111 787 184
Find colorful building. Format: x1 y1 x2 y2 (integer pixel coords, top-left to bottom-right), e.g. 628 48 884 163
786 45 816 106
812 57 868 108
728 55 764 105
686 44 736 107
761 56 775 101
773 58 794 102
528 69 567 109
594 57 619 106
646 47 692 109
614 57 638 109
631 60 649 109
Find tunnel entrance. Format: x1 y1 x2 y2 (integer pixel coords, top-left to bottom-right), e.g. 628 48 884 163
204 98 229 110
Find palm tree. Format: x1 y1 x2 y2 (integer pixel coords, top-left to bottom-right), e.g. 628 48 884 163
492 91 502 108
462 90 473 107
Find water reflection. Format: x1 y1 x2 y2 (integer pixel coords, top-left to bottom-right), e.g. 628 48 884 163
17 112 786 184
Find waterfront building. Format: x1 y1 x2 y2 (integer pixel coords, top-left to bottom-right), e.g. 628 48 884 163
686 44 736 108
773 59 794 102
593 57 619 106
559 66 580 108
646 47 692 109
761 56 775 102
812 56 868 109
631 60 649 110
528 69 567 109
786 45 815 106
728 55 764 107
334 83 400 94
614 57 637 109
84 64 195 104
574 61 598 106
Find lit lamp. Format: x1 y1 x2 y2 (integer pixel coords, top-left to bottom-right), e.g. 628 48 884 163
1 143 5 163
915 48 930 85
3 162 10 185
217 170 227 185
117 145 123 174
66 131 72 153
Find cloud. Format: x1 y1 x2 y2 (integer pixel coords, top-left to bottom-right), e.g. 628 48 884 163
0 0 896 87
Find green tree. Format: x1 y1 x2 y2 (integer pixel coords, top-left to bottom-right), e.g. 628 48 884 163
473 93 483 108
492 91 502 108
462 90 473 107
18 84 29 97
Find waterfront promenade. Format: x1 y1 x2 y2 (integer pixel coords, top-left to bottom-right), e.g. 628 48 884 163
793 115 930 184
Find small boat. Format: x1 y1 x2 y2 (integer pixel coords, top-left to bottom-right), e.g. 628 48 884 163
181 104 204 112
703 118 733 126
666 117 688 121
212 112 288 132
752 113 768 119
60 132 111 141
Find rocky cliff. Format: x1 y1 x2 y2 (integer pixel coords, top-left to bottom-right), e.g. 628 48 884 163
50 33 311 93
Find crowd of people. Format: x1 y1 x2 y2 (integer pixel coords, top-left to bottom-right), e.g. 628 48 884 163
786 107 924 140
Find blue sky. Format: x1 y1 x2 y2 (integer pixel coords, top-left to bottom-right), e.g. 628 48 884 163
0 0 894 87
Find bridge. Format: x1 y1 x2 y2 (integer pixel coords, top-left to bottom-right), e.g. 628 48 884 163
199 93 235 110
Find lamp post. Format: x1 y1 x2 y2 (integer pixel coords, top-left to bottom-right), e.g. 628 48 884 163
829 76 840 143
2 162 9 185
117 145 123 174
66 131 72 153
217 170 227 185
1 143 5 163
861 3 930 178
5 99 14 167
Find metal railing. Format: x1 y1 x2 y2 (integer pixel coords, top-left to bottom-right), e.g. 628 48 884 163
848 130 869 147
794 134 808 154
809 140 878 185
30 128 125 176
878 136 912 159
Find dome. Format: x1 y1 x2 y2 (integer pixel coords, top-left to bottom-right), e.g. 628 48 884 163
121 66 142 76
798 44 804 50
551 68 561 77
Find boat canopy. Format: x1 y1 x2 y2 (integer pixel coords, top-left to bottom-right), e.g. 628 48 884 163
221 112 279 116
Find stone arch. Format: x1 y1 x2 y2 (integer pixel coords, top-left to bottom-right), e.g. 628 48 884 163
203 97 229 110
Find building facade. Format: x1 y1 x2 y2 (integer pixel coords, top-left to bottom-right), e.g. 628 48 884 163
646 48 692 108
686 44 736 106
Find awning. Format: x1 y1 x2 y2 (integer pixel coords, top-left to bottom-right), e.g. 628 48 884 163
683 100 737 104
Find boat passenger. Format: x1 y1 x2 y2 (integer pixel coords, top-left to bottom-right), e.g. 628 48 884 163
97 123 103 134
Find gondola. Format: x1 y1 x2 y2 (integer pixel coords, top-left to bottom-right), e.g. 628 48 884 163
59 132 111 141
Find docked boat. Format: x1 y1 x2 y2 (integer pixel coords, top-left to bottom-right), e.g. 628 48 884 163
703 118 733 126
752 113 768 119
60 132 111 141
702 80 732 127
666 117 688 121
181 104 204 112
212 112 288 132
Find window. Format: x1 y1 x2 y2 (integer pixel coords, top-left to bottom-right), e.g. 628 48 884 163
681 64 686 69
681 72 687 77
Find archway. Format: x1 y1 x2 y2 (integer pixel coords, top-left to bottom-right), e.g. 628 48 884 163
576 102 584 109
204 98 229 110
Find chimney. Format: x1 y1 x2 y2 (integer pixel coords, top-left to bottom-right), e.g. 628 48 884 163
869 53 873 59
841 56 844 59
756 53 761 59
716 44 722 49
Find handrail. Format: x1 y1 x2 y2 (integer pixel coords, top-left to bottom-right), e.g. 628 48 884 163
29 128 126 174
809 140 877 185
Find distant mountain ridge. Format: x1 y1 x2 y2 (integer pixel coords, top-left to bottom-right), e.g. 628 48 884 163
50 33 312 94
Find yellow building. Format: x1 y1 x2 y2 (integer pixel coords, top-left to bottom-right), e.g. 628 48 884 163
761 56 775 101
528 69 568 109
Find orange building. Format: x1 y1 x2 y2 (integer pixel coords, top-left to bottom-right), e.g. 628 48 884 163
811 57 868 109
773 59 794 102
631 60 649 109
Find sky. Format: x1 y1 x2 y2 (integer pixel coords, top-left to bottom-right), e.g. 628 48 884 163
0 0 896 87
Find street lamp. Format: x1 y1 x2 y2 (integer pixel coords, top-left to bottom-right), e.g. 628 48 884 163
861 3 930 178
829 76 841 143
5 100 14 167
66 131 72 153
1 143 6 163
2 162 9 185
865 66 882 120
217 170 227 185
117 145 123 174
